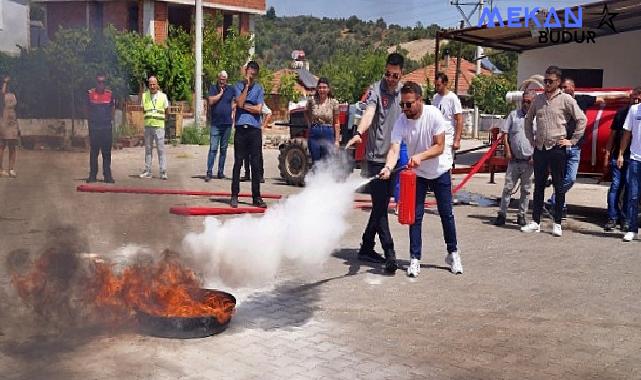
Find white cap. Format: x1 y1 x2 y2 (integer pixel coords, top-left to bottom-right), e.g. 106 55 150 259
218 70 228 79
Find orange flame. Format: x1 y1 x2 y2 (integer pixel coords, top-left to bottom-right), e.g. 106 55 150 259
11 250 235 326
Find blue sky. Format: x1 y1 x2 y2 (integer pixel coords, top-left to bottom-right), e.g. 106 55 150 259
266 0 594 28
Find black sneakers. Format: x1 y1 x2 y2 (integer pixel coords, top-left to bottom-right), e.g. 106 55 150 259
253 197 267 208
517 214 526 226
494 213 506 226
384 251 397 274
86 176 97 183
604 219 617 231
104 177 116 184
230 196 239 208
357 245 385 263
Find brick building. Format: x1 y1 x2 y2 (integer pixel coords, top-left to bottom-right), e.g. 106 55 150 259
35 0 265 43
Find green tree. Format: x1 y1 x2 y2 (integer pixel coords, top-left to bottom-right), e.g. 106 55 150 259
420 52 435 67
317 50 387 103
469 75 514 115
278 72 301 106
44 27 93 124
266 6 276 20
201 15 252 93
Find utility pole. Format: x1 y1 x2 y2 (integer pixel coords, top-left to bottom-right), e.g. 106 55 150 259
474 0 484 139
451 0 485 138
454 20 464 95
194 0 203 128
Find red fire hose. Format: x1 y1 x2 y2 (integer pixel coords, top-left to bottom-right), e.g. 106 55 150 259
169 207 267 216
76 184 283 199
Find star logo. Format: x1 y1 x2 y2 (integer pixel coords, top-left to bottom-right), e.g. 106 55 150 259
597 4 618 33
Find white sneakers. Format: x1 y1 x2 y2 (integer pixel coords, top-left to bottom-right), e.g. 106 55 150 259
623 232 636 242
520 222 562 236
406 252 463 278
520 222 541 233
139 171 168 179
407 258 421 277
0 169 16 178
446 251 463 274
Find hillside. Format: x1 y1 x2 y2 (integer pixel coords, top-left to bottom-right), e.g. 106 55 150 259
254 9 440 70
386 39 437 61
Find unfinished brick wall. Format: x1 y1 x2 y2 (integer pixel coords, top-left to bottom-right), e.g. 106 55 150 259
204 0 265 12
154 1 168 43
239 13 250 35
103 1 130 31
46 2 86 40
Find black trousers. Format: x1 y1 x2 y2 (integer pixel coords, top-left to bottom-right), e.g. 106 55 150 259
243 131 264 180
532 146 567 224
232 126 262 198
89 127 112 179
361 161 397 254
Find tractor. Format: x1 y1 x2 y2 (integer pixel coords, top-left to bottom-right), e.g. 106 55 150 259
277 103 366 186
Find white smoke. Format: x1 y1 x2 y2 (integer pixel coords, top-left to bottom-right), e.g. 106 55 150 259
182 167 366 287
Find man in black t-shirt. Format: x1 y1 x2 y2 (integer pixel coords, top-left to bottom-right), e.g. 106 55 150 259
604 87 641 231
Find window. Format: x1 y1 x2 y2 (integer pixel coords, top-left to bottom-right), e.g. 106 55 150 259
561 68 604 88
128 4 139 32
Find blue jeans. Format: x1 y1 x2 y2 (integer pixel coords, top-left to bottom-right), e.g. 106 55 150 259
608 157 628 221
308 124 335 163
394 142 409 203
409 172 458 260
626 159 641 233
550 145 580 206
207 125 232 176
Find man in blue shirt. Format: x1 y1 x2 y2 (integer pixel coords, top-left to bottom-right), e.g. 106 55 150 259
206 70 235 181
231 61 266 208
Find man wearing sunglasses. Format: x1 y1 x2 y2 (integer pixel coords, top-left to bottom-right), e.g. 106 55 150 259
346 53 405 273
379 81 463 277
522 66 586 237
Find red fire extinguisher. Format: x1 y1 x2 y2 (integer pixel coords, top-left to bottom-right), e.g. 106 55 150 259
398 169 416 225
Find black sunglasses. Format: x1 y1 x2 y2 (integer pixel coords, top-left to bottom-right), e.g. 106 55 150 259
384 72 401 80
399 101 415 109
543 79 556 85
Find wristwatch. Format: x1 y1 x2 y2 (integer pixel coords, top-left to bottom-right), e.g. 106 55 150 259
355 130 363 138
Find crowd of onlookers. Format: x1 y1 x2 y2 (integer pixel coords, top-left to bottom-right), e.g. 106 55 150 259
5 53 641 278
494 66 641 243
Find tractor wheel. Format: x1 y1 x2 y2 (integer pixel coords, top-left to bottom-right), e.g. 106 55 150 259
278 138 311 187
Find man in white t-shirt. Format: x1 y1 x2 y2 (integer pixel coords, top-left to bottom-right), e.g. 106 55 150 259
617 101 641 241
432 72 463 156
379 81 463 278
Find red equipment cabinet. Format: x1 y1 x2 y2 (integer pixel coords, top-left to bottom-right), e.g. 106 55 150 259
575 88 632 175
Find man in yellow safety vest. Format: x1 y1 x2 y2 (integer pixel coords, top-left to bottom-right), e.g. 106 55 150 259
139 75 170 180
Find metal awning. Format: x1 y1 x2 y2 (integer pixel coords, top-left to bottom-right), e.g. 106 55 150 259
437 0 641 52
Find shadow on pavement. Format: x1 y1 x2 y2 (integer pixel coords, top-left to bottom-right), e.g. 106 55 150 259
332 248 450 275
232 278 344 331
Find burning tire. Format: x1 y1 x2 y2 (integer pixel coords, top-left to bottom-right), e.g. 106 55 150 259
278 138 311 187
